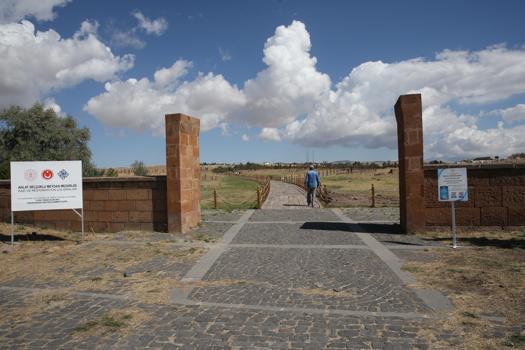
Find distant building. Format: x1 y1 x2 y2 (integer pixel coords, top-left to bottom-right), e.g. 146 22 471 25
472 156 493 164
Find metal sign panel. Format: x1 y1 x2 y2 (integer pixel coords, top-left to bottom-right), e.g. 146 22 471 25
10 161 83 211
437 168 468 202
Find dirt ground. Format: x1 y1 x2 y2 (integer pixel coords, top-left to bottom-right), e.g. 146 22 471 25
405 229 525 349
0 223 207 305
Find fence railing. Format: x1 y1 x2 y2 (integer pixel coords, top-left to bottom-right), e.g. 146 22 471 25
257 177 271 208
369 184 399 207
207 175 271 210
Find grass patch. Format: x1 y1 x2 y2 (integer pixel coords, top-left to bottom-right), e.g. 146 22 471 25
201 174 259 210
462 311 480 319
509 334 525 345
194 233 215 243
72 310 143 335
401 265 424 273
173 247 201 258
405 230 525 348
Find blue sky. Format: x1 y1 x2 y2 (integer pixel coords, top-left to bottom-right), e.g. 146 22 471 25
1 0 525 167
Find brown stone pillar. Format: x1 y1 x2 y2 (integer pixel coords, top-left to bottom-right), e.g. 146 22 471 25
395 94 425 233
165 114 201 233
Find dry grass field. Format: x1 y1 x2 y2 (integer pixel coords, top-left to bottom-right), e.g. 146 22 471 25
0 223 208 305
404 229 525 348
244 167 399 207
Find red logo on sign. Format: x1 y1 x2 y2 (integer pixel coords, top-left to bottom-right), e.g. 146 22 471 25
42 169 53 180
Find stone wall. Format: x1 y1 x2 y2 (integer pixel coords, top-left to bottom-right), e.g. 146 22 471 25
0 176 167 232
424 164 525 226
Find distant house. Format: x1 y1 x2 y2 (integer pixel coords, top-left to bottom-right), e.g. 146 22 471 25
472 156 493 164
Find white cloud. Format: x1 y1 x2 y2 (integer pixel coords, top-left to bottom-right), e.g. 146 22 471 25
84 60 246 133
0 20 134 108
43 97 64 116
259 128 281 141
84 20 525 159
241 134 249 142
280 43 525 158
110 29 145 49
497 104 525 124
154 60 192 88
0 0 70 24
74 20 99 39
237 21 331 127
219 47 232 61
132 11 168 36
110 11 168 49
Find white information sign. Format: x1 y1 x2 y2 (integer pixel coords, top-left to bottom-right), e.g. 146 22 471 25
10 161 83 211
437 168 468 202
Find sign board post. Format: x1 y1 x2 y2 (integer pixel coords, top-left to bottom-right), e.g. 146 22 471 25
437 168 468 248
10 161 84 244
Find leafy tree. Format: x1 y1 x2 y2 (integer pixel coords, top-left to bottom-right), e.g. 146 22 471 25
104 168 118 177
131 160 148 176
509 152 525 160
0 103 99 179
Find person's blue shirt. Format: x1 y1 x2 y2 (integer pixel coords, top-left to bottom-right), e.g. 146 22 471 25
305 170 320 189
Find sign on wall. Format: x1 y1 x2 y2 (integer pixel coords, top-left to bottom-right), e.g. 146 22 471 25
10 161 83 211
437 168 468 202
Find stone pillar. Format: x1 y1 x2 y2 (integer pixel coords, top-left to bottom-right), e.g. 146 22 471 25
395 94 425 234
165 114 201 233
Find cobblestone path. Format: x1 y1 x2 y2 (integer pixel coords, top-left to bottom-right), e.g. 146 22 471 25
0 208 456 349
262 180 321 209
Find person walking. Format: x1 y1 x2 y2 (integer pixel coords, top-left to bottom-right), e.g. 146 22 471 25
304 165 320 207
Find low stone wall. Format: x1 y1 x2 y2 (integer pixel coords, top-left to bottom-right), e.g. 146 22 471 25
0 176 167 233
424 164 525 226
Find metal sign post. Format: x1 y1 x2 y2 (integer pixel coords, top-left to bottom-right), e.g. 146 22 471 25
451 201 457 249
11 211 14 245
437 168 468 249
72 208 85 240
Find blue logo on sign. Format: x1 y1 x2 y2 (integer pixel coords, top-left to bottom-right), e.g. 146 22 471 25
58 169 69 180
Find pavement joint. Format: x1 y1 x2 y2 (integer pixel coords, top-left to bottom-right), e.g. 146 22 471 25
175 210 255 298
189 300 432 319
332 208 454 313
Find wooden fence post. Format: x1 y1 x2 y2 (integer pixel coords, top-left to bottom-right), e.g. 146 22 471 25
371 184 375 208
257 187 261 208
214 189 218 209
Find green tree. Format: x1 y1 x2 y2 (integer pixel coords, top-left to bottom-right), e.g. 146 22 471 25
104 168 118 177
131 160 148 176
0 103 99 179
508 152 525 160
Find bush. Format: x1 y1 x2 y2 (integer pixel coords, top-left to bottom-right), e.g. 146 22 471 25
131 160 148 176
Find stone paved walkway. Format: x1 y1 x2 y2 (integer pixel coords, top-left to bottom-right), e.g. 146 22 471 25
0 208 456 349
262 180 321 209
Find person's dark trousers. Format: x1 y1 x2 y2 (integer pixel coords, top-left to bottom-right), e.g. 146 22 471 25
307 187 316 207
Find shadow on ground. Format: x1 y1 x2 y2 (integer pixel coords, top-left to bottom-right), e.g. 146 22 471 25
426 236 525 249
0 232 67 242
300 222 402 234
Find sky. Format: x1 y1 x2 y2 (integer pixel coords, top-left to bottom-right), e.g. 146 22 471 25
1 0 525 167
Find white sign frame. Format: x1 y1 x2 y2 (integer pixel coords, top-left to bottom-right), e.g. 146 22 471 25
9 161 84 243
437 168 468 202
437 167 468 249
